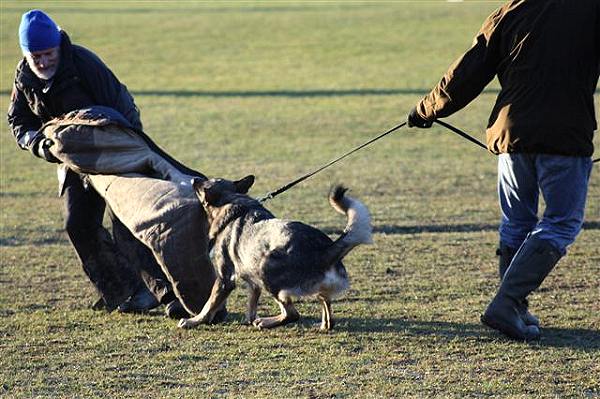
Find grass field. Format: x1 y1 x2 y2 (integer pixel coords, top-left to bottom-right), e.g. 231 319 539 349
1 1 599 398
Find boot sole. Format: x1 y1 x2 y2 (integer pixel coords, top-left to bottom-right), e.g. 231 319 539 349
481 314 540 342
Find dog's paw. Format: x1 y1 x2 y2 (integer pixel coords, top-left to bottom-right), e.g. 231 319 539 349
252 318 264 329
177 318 197 329
252 316 286 329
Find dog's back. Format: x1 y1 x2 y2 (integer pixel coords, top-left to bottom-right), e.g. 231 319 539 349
224 186 372 301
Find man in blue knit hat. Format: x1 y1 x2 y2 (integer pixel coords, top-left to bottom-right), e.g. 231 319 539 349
8 10 189 318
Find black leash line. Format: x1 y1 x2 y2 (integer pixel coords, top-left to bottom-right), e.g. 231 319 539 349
435 120 600 164
259 118 599 203
258 121 407 202
434 120 487 150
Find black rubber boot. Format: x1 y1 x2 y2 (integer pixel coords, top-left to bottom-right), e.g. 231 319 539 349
497 243 539 327
483 238 561 341
117 285 160 313
78 237 140 312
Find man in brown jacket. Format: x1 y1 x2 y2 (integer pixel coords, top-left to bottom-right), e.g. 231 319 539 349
408 0 599 341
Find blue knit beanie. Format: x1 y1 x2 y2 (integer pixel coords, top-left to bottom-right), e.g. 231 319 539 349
19 10 61 53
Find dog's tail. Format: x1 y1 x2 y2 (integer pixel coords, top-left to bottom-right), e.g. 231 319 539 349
325 186 373 264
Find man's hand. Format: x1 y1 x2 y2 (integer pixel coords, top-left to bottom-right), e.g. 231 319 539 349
33 138 60 163
407 107 434 128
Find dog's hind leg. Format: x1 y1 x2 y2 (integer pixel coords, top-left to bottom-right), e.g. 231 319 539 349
245 284 261 325
318 295 334 331
178 276 235 329
252 297 300 329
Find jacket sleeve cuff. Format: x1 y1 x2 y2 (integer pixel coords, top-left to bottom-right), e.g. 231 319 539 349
18 130 43 151
416 100 436 121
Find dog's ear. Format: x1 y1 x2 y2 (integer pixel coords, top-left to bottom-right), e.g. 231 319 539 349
234 175 255 194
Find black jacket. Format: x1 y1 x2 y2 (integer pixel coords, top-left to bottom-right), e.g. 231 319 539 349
7 31 142 153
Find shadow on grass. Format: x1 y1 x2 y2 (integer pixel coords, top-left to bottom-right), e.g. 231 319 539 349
14 87 600 98
336 316 600 350
173 311 599 350
130 88 448 97
0 88 501 98
373 223 499 235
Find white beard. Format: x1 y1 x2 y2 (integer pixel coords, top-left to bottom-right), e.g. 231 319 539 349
31 65 58 81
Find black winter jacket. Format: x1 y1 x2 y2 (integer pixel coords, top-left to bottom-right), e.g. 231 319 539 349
7 31 142 153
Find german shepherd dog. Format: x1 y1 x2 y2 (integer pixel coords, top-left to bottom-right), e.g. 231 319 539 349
177 175 372 330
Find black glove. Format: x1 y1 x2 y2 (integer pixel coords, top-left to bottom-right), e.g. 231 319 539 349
407 107 433 128
32 138 60 163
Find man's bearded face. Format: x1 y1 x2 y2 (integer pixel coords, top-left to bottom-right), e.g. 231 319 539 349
25 47 60 80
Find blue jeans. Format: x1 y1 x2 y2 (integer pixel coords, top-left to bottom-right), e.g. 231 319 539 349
498 153 592 255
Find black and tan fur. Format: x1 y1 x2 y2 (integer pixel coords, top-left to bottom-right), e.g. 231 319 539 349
178 175 372 330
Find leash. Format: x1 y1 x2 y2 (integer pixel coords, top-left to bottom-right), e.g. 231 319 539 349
258 121 407 202
435 120 600 164
434 120 487 150
259 118 598 203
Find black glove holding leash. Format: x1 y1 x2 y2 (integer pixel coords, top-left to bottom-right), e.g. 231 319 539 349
407 107 434 128
32 136 60 163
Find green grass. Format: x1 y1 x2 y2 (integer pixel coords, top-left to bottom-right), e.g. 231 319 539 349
1 1 599 398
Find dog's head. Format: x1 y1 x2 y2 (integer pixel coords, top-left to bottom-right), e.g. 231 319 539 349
192 175 255 220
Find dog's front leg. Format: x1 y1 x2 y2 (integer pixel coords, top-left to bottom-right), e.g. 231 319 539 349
178 276 235 329
252 297 300 329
